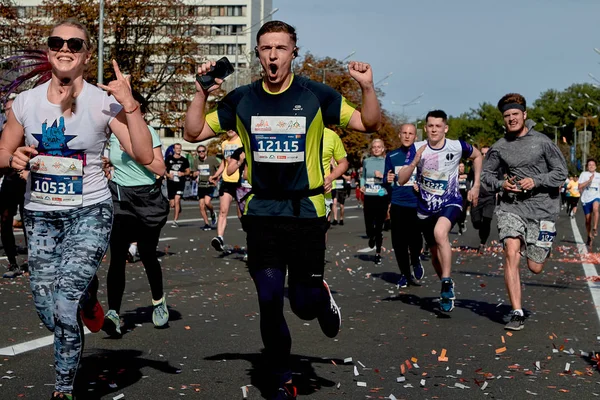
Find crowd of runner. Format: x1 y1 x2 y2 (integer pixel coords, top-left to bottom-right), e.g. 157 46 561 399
0 17 574 400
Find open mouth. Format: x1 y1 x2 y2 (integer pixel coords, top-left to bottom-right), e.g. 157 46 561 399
269 63 278 75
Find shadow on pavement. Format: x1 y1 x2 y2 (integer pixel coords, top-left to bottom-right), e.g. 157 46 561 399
204 351 341 399
74 349 182 399
116 306 182 336
383 293 510 324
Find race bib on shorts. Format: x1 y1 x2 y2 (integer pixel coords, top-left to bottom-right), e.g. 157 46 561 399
30 155 83 206
365 177 386 196
535 220 556 249
421 169 449 195
459 178 467 190
335 179 344 187
251 116 306 164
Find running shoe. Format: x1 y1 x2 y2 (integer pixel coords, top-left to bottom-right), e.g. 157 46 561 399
50 392 73 400
439 278 455 312
397 275 408 288
211 236 225 252
102 309 122 337
318 280 341 338
504 311 526 331
152 294 169 327
339 220 344 226
331 220 338 226
80 296 104 333
461 223 467 233
202 224 212 231
171 220 179 228
211 211 217 226
413 262 424 281
272 383 297 399
374 254 382 265
3 263 22 279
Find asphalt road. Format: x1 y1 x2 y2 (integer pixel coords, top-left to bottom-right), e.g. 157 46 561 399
1 198 600 399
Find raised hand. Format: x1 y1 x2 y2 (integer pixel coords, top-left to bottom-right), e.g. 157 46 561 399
97 60 136 110
195 60 224 96
348 61 374 88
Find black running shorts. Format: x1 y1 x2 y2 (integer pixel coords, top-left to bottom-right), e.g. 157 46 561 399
244 216 328 287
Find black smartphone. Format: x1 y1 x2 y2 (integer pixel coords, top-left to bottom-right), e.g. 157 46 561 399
196 57 235 90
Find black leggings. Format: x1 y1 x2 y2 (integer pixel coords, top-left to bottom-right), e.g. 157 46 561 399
363 195 390 253
390 205 423 277
251 267 328 385
0 177 26 265
472 216 493 246
107 214 164 313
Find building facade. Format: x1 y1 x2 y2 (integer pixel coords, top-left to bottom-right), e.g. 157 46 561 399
1 0 274 150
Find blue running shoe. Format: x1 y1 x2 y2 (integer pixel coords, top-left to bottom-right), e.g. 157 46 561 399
413 262 424 281
397 275 408 288
439 278 455 312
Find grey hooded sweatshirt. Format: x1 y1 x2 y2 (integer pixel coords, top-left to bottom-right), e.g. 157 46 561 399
481 119 568 221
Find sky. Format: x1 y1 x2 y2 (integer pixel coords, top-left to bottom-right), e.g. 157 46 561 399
275 0 600 121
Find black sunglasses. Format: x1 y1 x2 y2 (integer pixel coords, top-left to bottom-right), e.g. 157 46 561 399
47 36 87 53
197 150 206 153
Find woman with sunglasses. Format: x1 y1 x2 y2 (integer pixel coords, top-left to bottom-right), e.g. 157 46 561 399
0 19 153 400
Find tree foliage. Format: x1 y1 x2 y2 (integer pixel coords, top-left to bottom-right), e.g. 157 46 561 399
0 0 207 127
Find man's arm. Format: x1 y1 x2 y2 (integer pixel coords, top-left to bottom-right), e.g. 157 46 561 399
346 62 381 132
525 142 568 189
210 159 225 184
468 147 483 207
325 157 349 193
183 61 224 143
481 147 504 192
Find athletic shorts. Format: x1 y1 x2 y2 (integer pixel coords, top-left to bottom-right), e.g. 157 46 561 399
497 210 555 264
219 181 240 198
582 199 599 215
335 188 347 205
166 180 185 200
197 186 214 199
244 216 328 287
418 206 462 247
568 196 580 208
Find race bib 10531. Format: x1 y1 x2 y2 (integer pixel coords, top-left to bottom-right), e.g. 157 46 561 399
30 155 83 206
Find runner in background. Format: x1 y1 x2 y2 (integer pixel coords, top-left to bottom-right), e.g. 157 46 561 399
191 144 219 230
578 159 600 246
566 176 580 218
210 130 242 252
165 143 190 227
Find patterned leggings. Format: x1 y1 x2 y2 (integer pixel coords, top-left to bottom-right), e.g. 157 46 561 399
24 199 113 393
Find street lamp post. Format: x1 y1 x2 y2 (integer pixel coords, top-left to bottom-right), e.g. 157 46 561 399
570 106 598 166
98 0 104 85
540 117 566 145
391 92 425 119
306 50 356 84
234 7 279 88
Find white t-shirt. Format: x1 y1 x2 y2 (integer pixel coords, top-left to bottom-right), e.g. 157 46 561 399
13 80 122 211
414 138 473 217
578 171 600 204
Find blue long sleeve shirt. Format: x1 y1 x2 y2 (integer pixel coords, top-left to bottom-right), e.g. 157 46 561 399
384 145 418 207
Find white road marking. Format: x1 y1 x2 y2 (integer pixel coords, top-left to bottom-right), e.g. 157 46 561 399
570 217 600 326
0 328 91 356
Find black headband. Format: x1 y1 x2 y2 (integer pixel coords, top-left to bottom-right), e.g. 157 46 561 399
500 103 526 114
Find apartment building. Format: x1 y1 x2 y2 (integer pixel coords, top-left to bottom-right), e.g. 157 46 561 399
1 0 275 148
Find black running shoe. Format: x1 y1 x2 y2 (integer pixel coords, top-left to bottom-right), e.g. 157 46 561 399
318 280 341 338
339 220 344 226
368 236 375 249
211 236 225 252
504 312 526 331
331 220 338 226
3 263 22 279
374 254 382 265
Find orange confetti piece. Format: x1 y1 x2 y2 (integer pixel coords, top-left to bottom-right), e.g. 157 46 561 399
438 348 448 362
559 389 570 393
400 364 406 374
506 332 513 337
495 347 507 354
501 336 505 344
440 348 447 358
405 360 413 369
331 360 337 366
411 357 418 363
548 335 553 340
431 350 437 355
184 326 191 330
